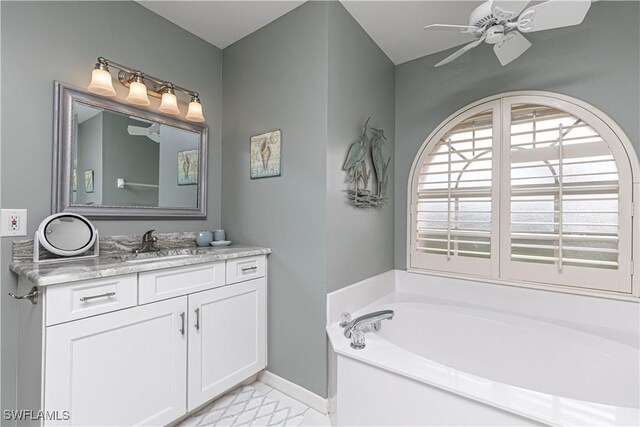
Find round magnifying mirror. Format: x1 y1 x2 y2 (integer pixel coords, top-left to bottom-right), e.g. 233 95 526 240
37 213 97 256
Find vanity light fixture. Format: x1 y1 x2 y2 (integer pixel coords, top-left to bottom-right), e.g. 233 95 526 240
125 72 151 106
87 56 205 122
159 84 180 115
186 96 205 123
87 60 116 97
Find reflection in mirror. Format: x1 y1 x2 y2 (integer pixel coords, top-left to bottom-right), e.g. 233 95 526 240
35 213 98 262
44 216 93 252
72 102 200 209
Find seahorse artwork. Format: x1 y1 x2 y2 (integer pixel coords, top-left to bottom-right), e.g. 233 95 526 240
182 153 191 181
343 117 391 208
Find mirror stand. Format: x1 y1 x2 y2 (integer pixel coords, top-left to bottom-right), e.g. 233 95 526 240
33 230 100 264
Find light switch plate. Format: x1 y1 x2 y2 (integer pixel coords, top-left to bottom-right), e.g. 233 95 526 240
1 209 28 237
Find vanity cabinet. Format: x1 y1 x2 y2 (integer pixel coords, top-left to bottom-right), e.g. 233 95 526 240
188 278 266 410
15 255 267 427
45 297 188 426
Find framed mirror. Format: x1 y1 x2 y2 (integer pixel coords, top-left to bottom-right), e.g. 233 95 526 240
53 82 208 218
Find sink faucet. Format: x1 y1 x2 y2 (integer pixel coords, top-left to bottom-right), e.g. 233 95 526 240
131 230 158 254
341 309 394 349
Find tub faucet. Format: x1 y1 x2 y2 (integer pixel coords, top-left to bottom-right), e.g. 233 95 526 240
341 309 394 349
131 229 158 254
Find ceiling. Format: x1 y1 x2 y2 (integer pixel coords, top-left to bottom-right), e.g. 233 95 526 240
341 1 482 64
138 1 485 64
138 1 305 49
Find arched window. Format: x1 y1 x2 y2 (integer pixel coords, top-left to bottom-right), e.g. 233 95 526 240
408 93 638 296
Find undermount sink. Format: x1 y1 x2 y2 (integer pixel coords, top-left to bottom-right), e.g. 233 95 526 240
123 254 194 264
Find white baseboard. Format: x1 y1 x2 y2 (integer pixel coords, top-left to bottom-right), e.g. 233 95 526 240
258 370 328 414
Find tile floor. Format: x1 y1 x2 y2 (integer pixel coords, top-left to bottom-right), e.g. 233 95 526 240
178 380 331 427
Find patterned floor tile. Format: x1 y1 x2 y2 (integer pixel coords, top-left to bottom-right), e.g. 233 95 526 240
299 409 331 426
178 384 306 427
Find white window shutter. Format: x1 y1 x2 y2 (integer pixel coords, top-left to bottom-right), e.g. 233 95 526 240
501 99 632 293
411 102 500 278
409 94 633 295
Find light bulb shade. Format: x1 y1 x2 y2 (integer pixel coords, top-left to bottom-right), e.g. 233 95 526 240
125 81 150 106
159 92 180 115
88 68 116 97
186 101 205 122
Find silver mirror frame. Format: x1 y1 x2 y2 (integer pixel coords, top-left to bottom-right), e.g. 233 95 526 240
53 81 208 218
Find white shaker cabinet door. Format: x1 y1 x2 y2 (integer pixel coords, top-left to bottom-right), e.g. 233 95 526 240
187 278 266 411
44 297 188 426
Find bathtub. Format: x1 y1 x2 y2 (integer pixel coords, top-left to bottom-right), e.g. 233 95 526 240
326 270 640 426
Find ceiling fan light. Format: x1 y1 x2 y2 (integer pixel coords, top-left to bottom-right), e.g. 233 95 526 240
126 80 151 106
88 68 116 97
159 90 180 115
186 98 205 122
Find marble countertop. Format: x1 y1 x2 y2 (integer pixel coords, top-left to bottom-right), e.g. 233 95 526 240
10 245 271 287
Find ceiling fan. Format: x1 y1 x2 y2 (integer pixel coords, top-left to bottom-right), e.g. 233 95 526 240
424 0 591 67
127 123 161 143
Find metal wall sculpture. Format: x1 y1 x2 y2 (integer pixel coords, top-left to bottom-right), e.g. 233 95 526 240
343 117 391 208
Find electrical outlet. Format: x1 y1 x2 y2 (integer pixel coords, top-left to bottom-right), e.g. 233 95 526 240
1 209 27 237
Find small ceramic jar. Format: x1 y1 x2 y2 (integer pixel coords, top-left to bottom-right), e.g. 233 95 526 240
195 230 214 247
214 229 226 241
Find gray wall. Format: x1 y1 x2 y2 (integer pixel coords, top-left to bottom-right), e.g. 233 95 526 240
1 1 222 413
222 1 330 397
326 2 395 293
394 1 640 268
222 1 395 396
76 113 104 205
101 113 160 207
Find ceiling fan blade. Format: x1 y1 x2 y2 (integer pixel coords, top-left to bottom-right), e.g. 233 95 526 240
435 34 486 67
517 0 591 33
147 133 161 144
127 125 149 136
493 31 532 66
424 23 480 33
491 0 531 21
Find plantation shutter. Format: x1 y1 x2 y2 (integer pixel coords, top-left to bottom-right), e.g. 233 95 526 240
410 95 633 294
503 101 632 292
411 103 500 278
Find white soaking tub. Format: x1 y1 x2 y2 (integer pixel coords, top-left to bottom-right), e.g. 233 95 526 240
326 270 640 426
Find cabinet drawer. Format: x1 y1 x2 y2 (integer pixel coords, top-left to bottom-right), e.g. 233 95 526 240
46 275 137 326
226 255 266 284
139 261 225 304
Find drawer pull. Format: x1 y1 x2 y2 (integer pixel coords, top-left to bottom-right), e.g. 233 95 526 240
80 292 116 302
241 266 258 273
195 308 200 330
180 312 185 335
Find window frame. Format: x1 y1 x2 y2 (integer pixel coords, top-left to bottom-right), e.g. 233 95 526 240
407 91 640 300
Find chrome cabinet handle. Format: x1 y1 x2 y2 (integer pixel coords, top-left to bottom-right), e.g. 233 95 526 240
80 292 116 302
8 287 38 305
180 312 185 335
195 308 200 330
241 266 258 273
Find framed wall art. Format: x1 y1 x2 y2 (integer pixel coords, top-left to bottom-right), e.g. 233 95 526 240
84 170 94 193
178 149 198 185
250 130 281 179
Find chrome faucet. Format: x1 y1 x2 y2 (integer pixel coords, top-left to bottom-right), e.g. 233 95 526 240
131 230 158 254
341 309 394 349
